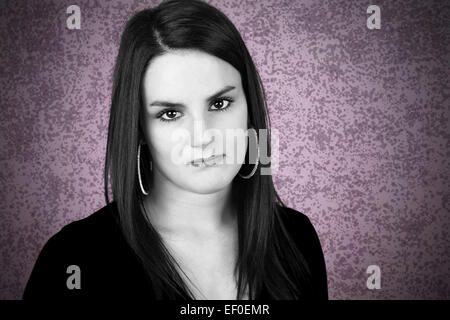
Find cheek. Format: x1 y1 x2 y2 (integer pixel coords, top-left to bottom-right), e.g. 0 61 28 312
232 101 248 128
149 126 180 160
148 122 194 169
213 106 248 165
215 102 248 131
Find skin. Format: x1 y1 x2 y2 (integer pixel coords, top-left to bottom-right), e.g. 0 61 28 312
139 49 249 299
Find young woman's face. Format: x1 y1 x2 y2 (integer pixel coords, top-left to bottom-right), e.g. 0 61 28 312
140 49 248 194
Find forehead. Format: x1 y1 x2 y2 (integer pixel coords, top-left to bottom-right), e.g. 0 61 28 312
142 50 242 101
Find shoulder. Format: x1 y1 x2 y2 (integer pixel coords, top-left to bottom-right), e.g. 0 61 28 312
34 202 117 257
275 204 324 255
36 201 125 261
275 204 329 299
61 201 119 234
22 202 131 299
275 204 317 238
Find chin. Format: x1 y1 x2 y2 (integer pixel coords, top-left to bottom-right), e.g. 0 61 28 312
181 170 236 194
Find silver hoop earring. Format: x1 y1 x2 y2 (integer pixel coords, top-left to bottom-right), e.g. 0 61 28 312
239 131 260 179
137 142 150 195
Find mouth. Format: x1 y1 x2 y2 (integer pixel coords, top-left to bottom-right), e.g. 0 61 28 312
189 154 226 168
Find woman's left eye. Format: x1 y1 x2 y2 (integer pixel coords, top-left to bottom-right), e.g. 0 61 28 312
210 97 234 111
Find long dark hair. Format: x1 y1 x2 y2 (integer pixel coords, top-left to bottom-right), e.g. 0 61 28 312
104 0 313 299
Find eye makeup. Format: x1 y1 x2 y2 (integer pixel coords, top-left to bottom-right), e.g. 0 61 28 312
155 96 235 123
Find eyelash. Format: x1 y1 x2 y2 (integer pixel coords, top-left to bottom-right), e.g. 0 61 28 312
156 96 235 123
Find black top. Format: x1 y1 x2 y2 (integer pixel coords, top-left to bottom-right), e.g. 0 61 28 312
22 201 328 300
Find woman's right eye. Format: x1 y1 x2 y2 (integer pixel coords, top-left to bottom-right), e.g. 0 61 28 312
157 110 182 122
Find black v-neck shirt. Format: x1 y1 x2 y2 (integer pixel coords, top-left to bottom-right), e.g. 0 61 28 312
22 201 328 300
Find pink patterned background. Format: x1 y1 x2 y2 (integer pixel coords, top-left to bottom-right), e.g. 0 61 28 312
0 0 449 299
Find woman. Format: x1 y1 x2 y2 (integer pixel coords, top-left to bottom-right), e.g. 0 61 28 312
23 0 328 300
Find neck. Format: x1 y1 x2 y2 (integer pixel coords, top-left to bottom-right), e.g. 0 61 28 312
142 168 236 239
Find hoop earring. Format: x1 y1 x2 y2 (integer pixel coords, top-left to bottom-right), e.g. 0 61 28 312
137 141 151 195
239 131 260 179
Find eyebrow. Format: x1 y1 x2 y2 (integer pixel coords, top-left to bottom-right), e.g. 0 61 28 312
148 85 236 108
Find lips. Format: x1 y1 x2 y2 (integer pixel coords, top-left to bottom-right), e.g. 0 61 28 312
190 154 225 167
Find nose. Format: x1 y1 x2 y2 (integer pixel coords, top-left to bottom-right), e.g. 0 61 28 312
190 118 214 149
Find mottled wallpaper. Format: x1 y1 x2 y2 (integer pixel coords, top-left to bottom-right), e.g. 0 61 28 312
0 0 449 300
